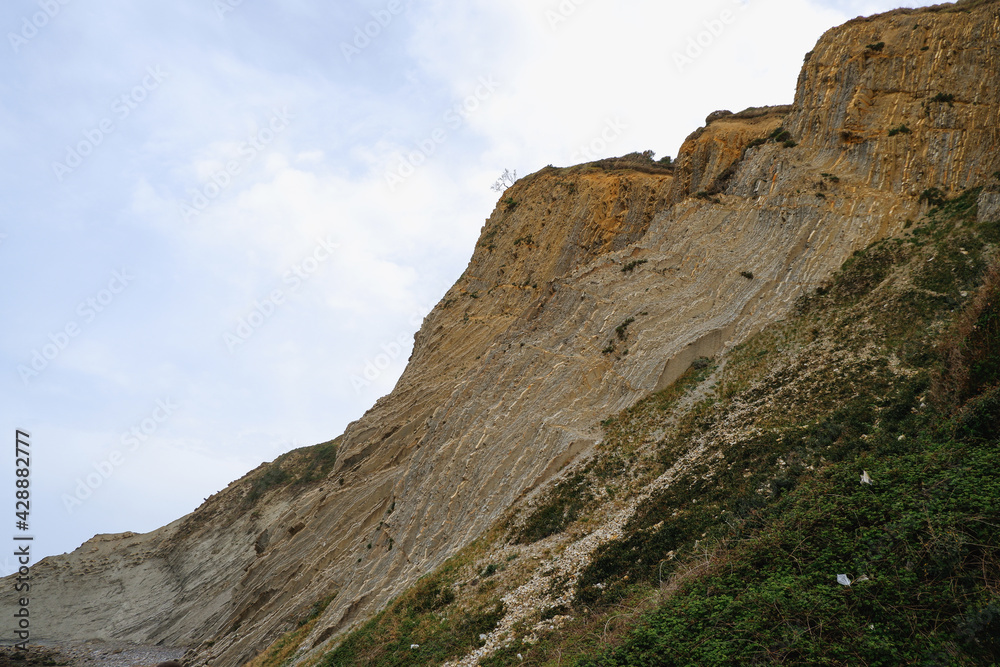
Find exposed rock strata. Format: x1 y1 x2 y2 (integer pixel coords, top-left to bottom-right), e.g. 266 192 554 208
6 3 999 666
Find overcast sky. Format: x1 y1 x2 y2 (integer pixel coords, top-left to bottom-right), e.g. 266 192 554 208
0 0 938 568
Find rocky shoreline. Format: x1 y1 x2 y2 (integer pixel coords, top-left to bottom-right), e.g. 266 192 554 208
0 642 187 667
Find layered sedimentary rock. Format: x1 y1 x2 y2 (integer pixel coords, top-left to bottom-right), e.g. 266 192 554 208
7 2 999 665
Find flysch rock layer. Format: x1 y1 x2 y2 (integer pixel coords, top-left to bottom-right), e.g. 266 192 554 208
5 2 999 666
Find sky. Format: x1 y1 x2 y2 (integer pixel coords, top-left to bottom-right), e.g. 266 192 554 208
0 0 940 569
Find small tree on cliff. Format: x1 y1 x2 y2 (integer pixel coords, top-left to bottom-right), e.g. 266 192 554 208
491 168 517 192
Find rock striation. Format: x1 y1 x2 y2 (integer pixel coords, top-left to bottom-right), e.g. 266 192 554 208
6 2 1000 665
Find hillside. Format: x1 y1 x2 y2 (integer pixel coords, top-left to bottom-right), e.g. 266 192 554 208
5 1 1000 665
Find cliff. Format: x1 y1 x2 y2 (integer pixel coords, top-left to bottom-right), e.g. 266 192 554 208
8 2 1000 665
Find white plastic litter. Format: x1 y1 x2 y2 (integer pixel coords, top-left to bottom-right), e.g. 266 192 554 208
855 575 870 583
837 574 852 586
861 470 873 485
410 644 420 650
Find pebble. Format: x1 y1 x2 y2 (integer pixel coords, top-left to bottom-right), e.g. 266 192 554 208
21 640 188 666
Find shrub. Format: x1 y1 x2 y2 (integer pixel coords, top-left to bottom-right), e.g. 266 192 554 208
622 259 648 274
616 317 636 341
515 472 593 544
770 128 792 143
932 92 956 105
740 271 754 280
783 139 798 148
866 41 885 51
503 197 519 212
935 261 1000 403
920 187 947 207
888 124 912 137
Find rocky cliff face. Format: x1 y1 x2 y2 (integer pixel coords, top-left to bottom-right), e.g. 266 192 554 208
10 2 1000 665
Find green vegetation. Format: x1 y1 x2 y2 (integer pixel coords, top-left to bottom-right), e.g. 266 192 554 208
920 186 948 207
479 224 500 251
932 92 957 105
740 270 754 280
503 197 519 212
621 259 648 274
481 563 500 578
770 128 792 143
578 152 674 175
515 472 593 544
866 41 886 51
318 559 505 667
888 123 912 136
243 438 339 508
248 595 337 667
615 317 635 341
582 429 1000 665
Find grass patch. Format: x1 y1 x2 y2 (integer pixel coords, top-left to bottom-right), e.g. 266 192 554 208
515 472 593 544
248 595 337 667
318 560 504 667
243 438 339 508
580 429 1000 665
